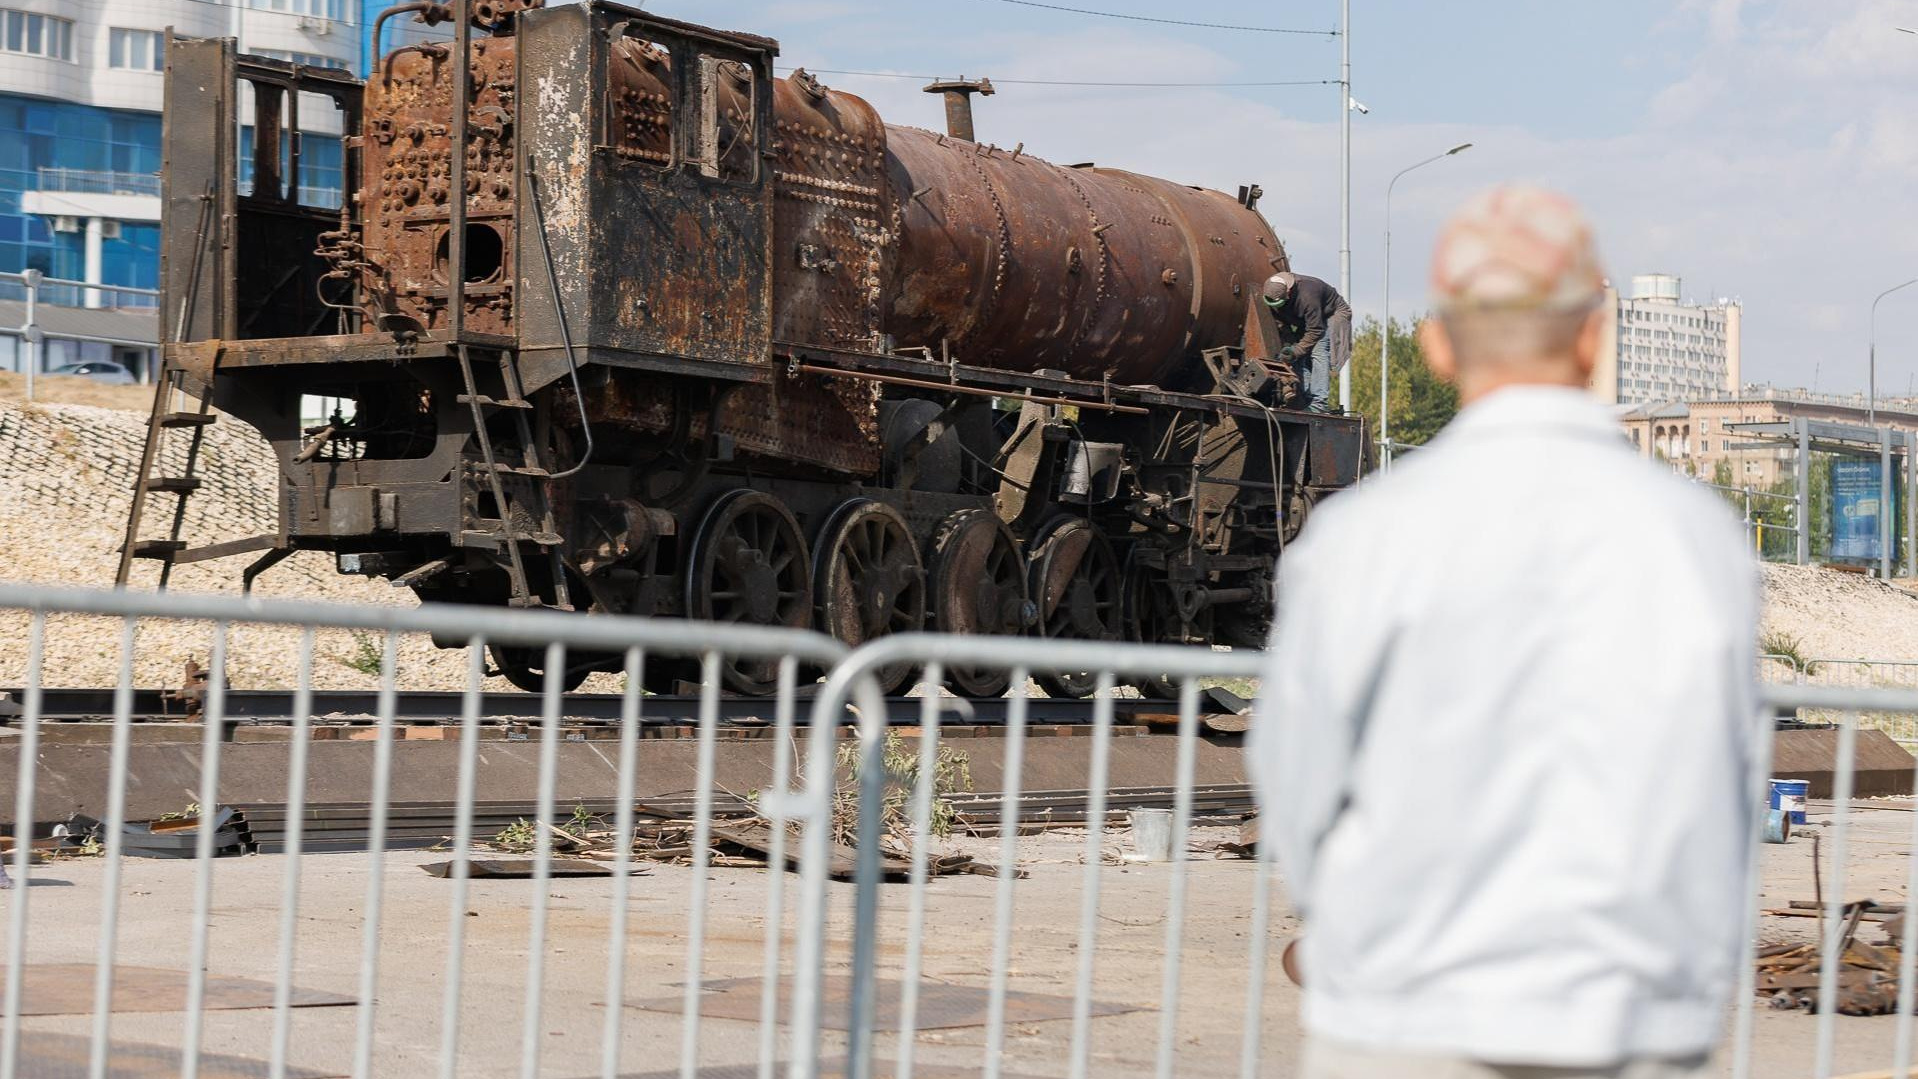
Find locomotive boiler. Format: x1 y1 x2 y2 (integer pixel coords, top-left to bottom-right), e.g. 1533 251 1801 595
136 0 1365 696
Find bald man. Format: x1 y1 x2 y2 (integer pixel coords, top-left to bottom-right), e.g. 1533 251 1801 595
1252 187 1757 1078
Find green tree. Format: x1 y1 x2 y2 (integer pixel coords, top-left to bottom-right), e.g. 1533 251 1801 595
1346 316 1460 450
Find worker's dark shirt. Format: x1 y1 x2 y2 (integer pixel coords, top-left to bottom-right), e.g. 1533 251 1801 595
1274 276 1353 358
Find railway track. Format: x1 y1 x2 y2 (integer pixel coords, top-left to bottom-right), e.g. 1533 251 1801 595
0 686 1245 729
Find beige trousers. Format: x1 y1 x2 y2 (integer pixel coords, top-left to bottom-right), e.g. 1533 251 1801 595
1302 1039 1711 1079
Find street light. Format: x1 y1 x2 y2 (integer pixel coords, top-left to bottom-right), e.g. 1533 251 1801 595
1871 278 1918 427
1337 0 1353 414
1379 142 1472 468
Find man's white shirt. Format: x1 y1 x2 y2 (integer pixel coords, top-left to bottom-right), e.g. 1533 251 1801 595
1253 385 1759 1066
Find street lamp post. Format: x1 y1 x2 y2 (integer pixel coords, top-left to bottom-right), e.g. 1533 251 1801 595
1337 0 1352 414
1379 143 1472 468
1870 278 1918 427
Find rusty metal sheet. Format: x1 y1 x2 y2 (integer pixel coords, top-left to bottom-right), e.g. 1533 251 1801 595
625 975 1140 1030
881 125 1286 386
769 74 892 352
0 964 353 1016
517 5 775 372
361 35 520 337
1 1032 342 1079
583 1060 1051 1079
576 369 877 475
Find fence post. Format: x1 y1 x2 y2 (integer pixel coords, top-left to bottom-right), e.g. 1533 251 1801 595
1796 418 1810 565
20 268 39 401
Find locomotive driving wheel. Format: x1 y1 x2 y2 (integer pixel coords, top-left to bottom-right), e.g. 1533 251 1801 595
1122 558 1183 701
489 645 591 694
928 508 1033 698
814 499 926 695
685 489 813 695
1027 518 1122 698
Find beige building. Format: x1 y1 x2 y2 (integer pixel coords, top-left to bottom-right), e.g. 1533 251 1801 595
1618 387 1918 487
1590 274 1742 405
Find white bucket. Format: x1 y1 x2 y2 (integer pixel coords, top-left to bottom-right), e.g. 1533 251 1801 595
1128 808 1174 862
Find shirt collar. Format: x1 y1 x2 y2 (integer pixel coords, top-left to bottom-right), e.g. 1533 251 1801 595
1437 385 1622 443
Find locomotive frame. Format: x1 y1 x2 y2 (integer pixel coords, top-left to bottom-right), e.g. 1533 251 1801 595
138 1 1367 696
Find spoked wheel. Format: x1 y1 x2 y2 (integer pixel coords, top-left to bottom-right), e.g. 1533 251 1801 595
685 489 813 695
489 644 591 694
928 509 1033 698
1122 559 1182 701
1027 518 1122 698
814 500 926 695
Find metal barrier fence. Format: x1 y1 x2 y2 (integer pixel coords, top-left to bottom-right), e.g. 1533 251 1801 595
1800 659 1918 746
10 580 1918 1079
0 583 849 1079
814 636 1264 1079
0 584 1263 1079
1737 683 1918 1079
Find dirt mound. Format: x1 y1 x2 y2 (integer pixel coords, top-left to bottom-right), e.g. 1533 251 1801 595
1761 563 1918 664
0 399 531 691
0 371 155 411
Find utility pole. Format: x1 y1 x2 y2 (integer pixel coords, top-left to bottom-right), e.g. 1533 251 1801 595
1337 0 1351 415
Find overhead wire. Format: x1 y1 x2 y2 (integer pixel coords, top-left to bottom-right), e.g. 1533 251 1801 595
776 66 1336 89
977 0 1338 36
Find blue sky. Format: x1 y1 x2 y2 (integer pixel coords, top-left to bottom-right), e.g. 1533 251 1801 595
620 0 1918 395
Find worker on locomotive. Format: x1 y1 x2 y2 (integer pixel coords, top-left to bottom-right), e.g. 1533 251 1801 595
1263 272 1354 414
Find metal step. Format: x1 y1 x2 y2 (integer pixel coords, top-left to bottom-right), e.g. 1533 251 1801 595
460 529 563 547
157 412 216 429
130 539 188 559
142 476 201 494
457 393 534 410
490 463 550 478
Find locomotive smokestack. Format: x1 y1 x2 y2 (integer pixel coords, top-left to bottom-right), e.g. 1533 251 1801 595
922 78 994 142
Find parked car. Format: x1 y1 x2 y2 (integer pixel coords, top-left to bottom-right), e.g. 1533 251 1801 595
48 361 137 385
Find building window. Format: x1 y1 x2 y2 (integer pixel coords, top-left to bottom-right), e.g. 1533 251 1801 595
109 28 164 71
2 10 75 61
249 0 350 21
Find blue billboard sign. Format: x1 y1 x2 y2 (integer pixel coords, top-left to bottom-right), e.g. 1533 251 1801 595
1830 458 1885 562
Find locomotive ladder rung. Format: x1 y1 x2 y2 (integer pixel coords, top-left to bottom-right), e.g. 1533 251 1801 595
142 476 201 494
130 539 189 559
457 393 533 410
158 412 218 429
491 463 550 478
507 596 575 612
460 528 563 547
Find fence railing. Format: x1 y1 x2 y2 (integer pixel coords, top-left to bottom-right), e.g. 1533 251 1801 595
2 581 1915 1078
33 167 163 199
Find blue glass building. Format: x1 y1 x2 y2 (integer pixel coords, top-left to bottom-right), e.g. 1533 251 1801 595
0 96 161 292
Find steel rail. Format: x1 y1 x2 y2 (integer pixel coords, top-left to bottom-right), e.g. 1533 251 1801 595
0 687 1232 727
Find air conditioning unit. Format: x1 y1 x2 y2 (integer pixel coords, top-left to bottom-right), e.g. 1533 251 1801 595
296 15 331 35
51 216 79 234
100 220 122 240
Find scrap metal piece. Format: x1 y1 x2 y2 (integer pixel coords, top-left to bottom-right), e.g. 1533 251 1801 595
0 964 352 1016
0 1030 341 1079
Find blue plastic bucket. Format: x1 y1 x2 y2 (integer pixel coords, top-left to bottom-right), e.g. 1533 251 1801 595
1769 778 1810 825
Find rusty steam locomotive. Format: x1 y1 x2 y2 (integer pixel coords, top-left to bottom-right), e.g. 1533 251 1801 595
131 0 1364 696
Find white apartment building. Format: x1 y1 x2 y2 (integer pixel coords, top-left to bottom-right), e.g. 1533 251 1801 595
1590 273 1743 405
